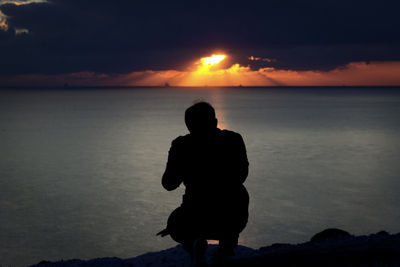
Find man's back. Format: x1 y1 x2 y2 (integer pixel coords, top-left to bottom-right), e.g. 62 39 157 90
162 128 248 212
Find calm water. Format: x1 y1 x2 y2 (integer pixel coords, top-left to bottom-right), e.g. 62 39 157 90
1 87 400 266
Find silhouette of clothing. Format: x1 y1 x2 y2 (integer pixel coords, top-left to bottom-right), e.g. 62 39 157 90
162 128 249 251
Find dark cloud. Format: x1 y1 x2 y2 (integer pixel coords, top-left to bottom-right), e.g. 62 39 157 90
0 0 399 75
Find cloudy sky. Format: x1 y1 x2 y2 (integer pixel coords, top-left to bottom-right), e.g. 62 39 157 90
0 0 399 86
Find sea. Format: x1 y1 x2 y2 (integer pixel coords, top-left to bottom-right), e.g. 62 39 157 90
1 87 400 266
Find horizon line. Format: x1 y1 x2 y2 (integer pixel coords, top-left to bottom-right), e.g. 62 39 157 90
1 85 400 90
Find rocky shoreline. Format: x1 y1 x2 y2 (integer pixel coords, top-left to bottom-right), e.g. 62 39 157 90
30 229 400 267
214 229 400 266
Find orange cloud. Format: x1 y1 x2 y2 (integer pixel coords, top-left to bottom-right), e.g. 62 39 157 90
258 61 400 86
248 56 275 62
0 0 47 6
0 10 8 31
1 61 400 87
0 0 48 32
127 61 400 87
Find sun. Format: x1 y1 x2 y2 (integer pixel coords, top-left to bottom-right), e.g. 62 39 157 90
200 54 226 66
195 54 227 74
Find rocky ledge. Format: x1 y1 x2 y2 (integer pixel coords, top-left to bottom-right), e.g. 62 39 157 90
31 229 400 267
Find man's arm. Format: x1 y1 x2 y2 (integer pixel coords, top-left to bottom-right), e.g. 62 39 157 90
235 133 249 184
162 138 183 191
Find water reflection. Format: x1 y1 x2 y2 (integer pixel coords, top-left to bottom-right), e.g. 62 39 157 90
210 90 229 130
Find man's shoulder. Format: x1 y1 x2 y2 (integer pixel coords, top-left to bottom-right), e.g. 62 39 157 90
219 129 243 140
171 134 191 146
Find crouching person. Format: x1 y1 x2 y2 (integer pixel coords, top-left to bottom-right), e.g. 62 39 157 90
160 102 249 266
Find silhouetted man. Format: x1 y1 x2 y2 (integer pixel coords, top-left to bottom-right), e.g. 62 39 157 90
161 101 249 265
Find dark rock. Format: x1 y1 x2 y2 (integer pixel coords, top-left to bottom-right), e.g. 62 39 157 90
259 243 291 252
37 260 52 264
376 230 389 236
310 228 351 242
213 231 400 267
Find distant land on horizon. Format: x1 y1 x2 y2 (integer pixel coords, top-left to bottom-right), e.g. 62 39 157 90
1 85 400 90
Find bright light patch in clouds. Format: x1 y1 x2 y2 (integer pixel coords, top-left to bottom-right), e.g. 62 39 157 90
0 0 47 5
0 0 47 32
0 10 8 30
200 55 226 66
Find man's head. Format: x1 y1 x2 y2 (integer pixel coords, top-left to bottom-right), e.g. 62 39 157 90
185 102 218 135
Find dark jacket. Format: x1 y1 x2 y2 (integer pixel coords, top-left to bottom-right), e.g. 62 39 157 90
162 128 249 232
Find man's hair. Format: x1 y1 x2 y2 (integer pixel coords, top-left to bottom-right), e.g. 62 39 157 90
185 102 216 133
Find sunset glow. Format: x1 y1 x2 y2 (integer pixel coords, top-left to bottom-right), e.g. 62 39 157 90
2 60 400 87
200 54 226 66
194 54 227 76
2 55 400 87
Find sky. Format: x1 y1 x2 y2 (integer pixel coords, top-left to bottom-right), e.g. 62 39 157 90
0 0 400 87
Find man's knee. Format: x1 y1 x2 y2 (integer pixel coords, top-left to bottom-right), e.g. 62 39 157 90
167 207 185 243
167 207 200 244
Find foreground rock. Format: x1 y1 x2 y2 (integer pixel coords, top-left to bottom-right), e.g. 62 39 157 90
214 229 400 267
31 229 400 267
